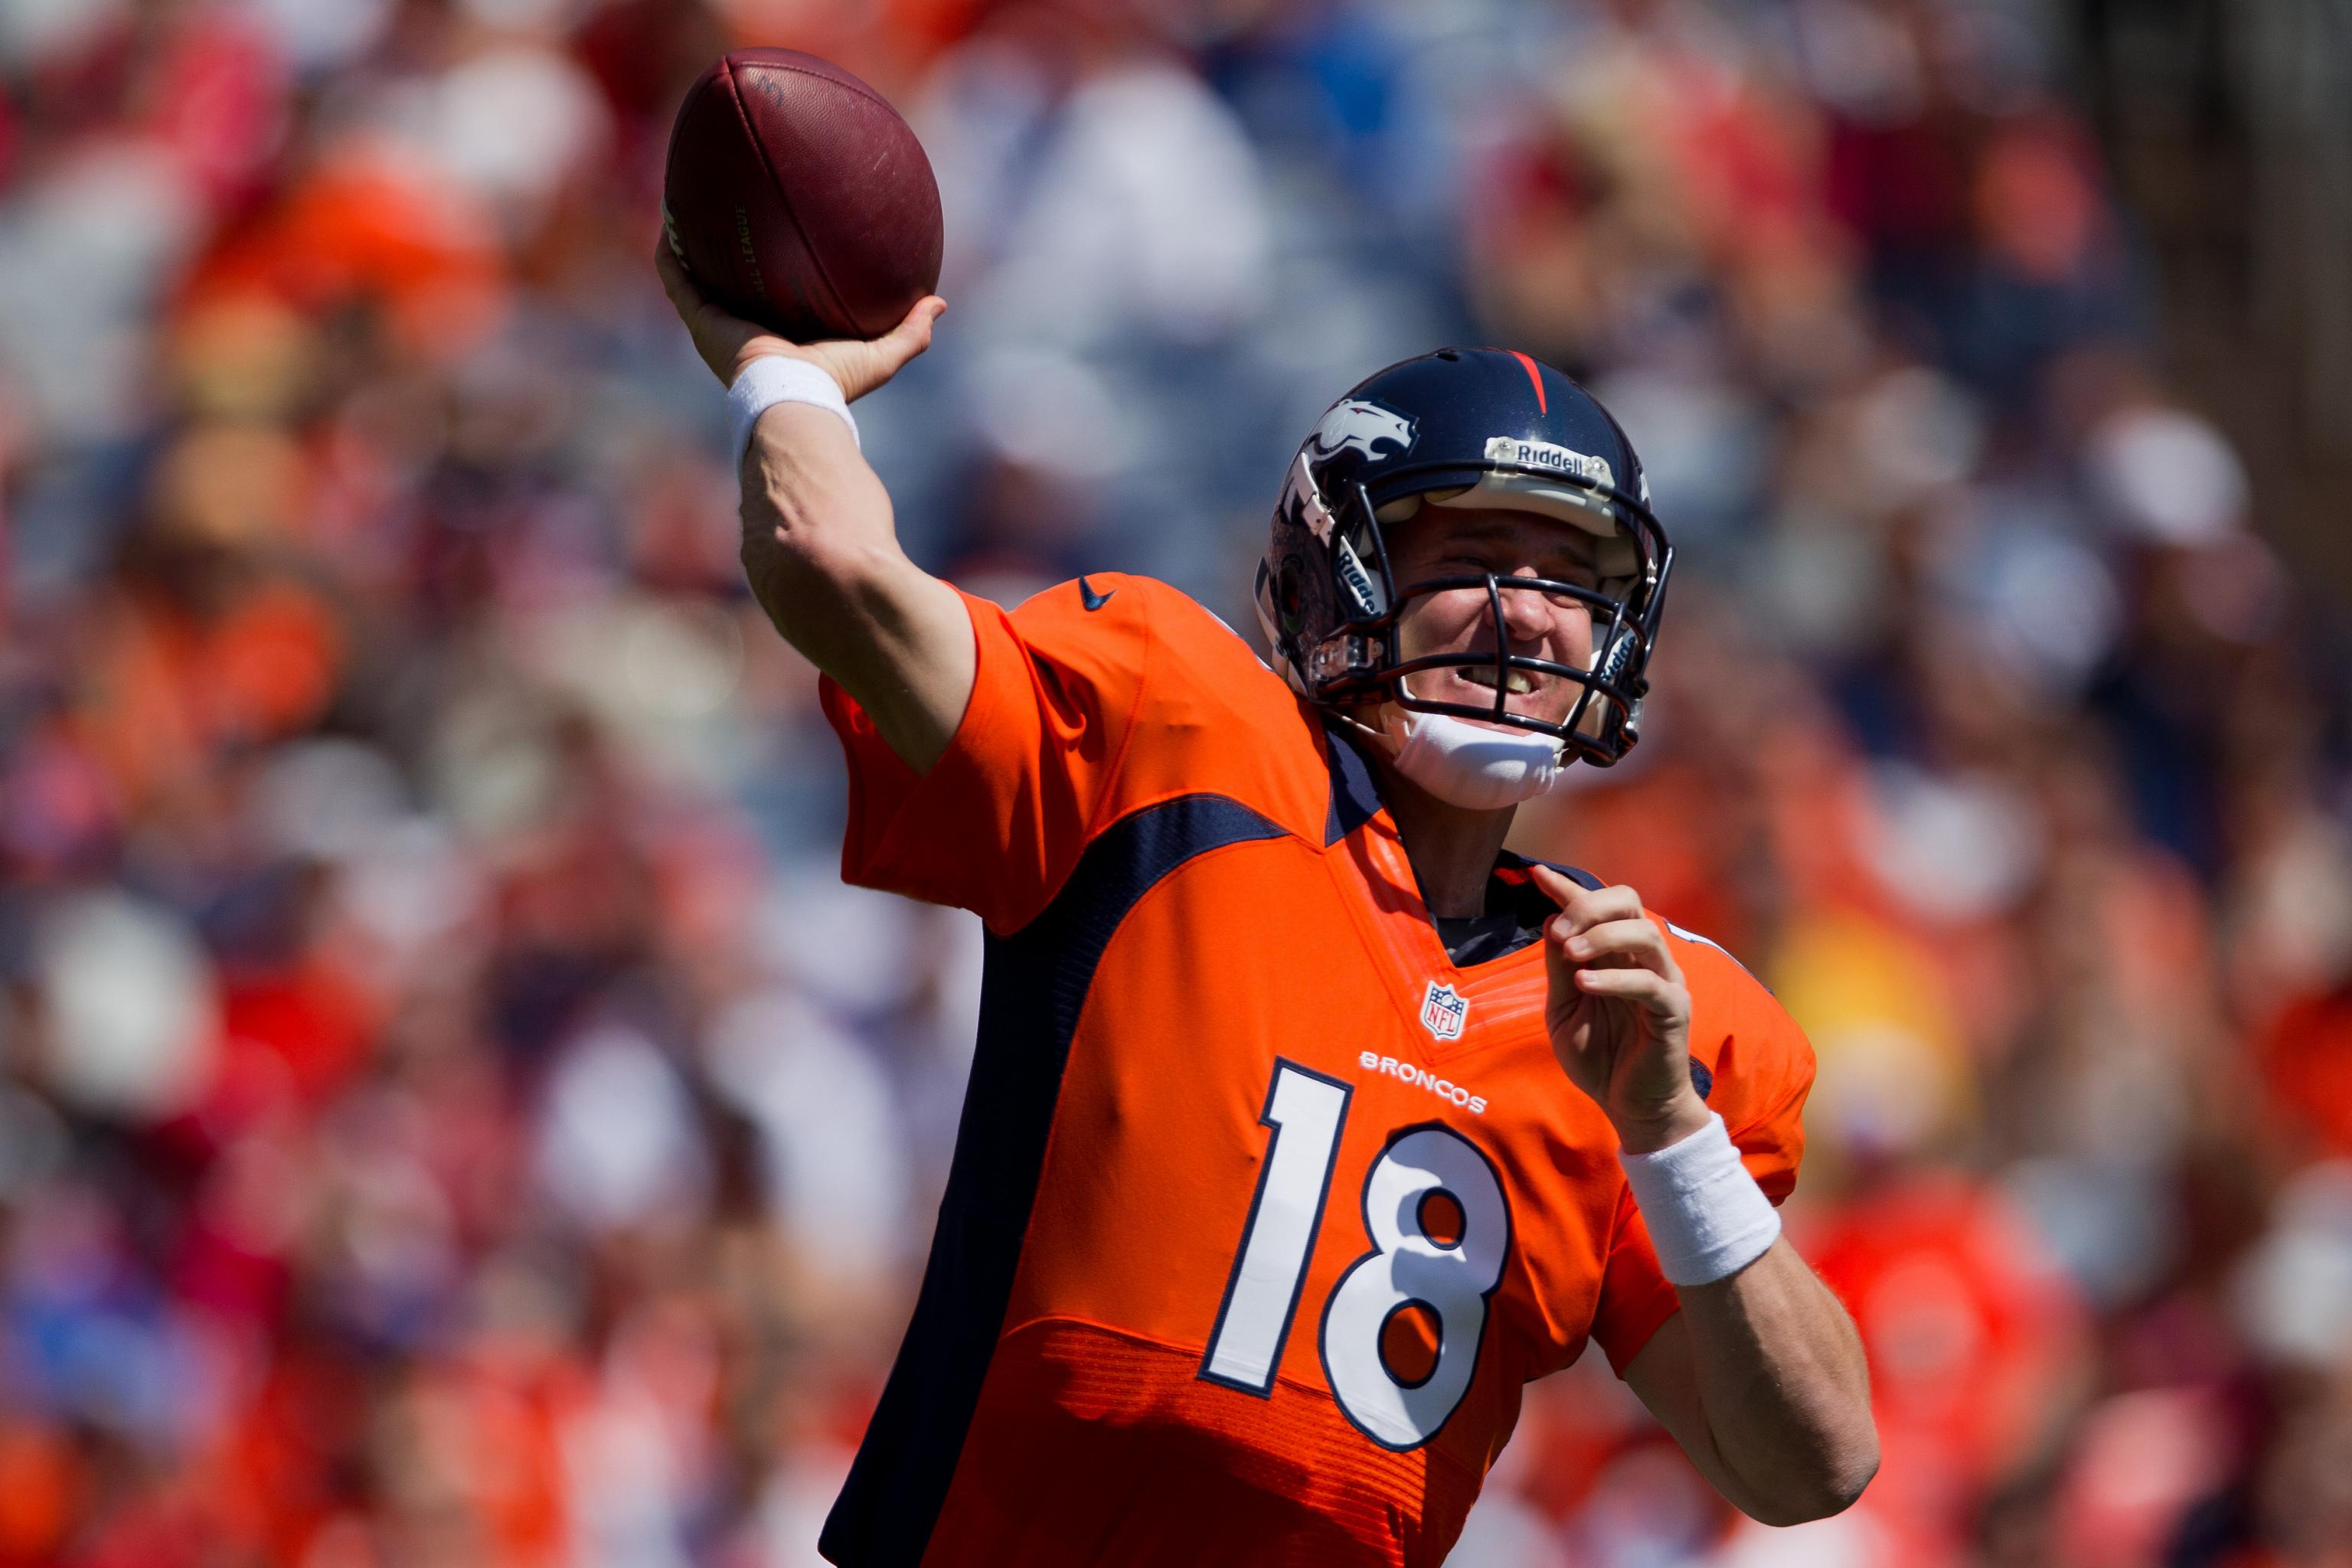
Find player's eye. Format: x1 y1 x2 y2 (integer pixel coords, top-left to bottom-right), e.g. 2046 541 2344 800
1543 553 1601 589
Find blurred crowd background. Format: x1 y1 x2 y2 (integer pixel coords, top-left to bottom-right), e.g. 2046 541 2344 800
3 0 2350 1564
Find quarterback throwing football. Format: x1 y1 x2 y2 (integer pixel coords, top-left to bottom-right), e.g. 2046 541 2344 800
659 248 1877 1566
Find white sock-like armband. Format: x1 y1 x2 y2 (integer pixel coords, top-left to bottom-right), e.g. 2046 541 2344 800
1619 1112 1782 1286
728 355 858 471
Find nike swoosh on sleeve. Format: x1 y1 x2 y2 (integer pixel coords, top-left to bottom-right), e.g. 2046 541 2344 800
1078 576 1116 611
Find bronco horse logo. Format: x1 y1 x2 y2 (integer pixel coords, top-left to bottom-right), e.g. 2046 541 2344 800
1306 399 1417 464
1279 397 1418 564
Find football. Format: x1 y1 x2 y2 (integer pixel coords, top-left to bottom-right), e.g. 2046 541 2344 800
662 48 943 344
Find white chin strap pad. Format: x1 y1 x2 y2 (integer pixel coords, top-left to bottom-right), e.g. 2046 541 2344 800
1380 705 1567 810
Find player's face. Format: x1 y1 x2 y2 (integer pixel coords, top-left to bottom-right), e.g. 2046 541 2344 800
1384 505 1605 728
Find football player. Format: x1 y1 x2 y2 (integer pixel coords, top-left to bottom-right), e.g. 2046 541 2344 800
658 247 1878 1566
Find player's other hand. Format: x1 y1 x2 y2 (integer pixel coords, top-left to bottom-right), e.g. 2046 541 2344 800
1529 867 1707 1155
655 240 946 401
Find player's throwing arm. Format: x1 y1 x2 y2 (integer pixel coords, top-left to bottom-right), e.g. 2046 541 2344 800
655 48 972 776
658 243 969 773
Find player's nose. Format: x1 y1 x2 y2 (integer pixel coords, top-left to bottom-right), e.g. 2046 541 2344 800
1496 567 1558 645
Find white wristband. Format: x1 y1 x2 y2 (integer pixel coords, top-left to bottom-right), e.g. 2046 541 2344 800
728 355 858 471
1619 1112 1782 1286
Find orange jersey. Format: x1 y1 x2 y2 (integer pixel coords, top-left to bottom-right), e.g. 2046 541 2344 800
815 576 1815 1567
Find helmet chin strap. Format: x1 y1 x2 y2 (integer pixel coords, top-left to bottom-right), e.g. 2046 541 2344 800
1361 678 1570 812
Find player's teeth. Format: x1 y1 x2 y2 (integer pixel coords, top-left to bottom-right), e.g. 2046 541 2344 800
1463 669 1536 694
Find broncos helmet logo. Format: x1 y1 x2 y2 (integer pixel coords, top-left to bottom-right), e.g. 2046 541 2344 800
1306 399 1417 464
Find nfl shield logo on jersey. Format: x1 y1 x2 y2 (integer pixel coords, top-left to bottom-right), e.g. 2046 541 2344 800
1420 981 1468 1041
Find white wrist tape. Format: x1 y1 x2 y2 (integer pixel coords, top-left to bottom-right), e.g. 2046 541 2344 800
1619 1112 1782 1286
728 355 858 470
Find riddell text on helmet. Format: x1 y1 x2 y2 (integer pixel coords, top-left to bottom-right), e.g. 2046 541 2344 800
1481 435 1613 487
1358 1051 1488 1115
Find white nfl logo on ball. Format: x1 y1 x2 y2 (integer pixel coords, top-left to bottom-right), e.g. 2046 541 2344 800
1420 980 1469 1041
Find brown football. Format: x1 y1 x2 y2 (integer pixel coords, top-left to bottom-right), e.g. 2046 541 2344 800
662 49 943 344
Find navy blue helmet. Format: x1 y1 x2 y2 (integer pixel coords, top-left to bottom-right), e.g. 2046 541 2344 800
1253 348 1673 767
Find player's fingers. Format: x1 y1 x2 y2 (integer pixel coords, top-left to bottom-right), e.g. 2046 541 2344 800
654 240 704 313
1575 884 1646 929
818 298 944 400
656 242 789 387
1543 883 1644 944
1561 916 1679 977
1572 965 1688 1017
1528 864 1638 922
873 296 946 371
1527 862 1578 910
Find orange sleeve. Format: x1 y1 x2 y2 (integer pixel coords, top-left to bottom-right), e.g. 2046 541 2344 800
1589 940 1818 1375
1589 1184 1678 1377
1710 970 1817 1207
818 578 1154 935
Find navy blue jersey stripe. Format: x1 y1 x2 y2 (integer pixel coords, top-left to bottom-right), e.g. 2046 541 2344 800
818 793 1288 1567
1323 721 1384 845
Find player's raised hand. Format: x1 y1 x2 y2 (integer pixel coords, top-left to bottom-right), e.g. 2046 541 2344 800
1528 866 1707 1154
655 240 946 401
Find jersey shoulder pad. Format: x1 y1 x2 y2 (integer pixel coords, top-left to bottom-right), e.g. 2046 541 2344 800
1661 917 1759 984
1025 574 1328 839
1658 916 1814 1132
